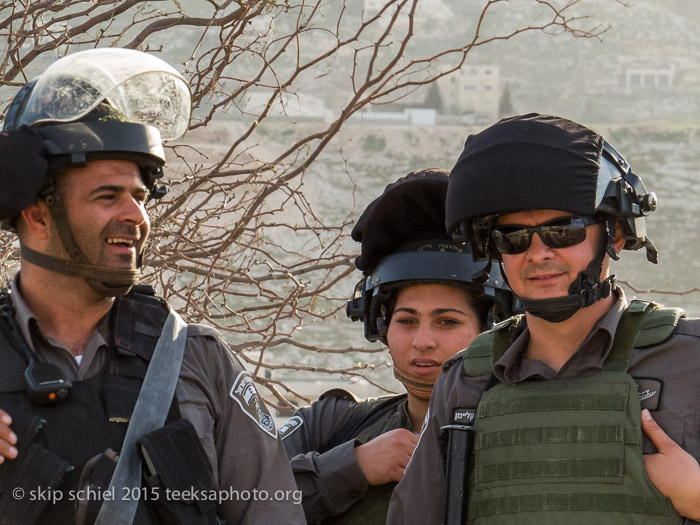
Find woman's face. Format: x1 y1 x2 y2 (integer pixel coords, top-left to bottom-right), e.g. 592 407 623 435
386 283 482 381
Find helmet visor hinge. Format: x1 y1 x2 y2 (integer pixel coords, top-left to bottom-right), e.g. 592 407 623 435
70 152 88 166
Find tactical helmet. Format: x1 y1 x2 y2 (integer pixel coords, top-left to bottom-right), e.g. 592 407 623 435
0 48 191 296
2 47 191 215
445 113 658 322
346 169 515 343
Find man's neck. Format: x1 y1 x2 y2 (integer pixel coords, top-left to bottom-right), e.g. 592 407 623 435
524 294 616 371
18 266 114 356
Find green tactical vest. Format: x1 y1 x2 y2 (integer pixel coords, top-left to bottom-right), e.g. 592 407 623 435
461 300 685 524
322 396 411 525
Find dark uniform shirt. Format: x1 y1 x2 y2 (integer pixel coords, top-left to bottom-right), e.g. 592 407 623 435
282 390 411 524
7 276 306 525
387 289 700 525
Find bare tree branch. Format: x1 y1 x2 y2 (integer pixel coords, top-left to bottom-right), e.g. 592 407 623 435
0 0 640 410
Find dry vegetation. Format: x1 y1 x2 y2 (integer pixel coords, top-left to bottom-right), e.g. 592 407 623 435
0 0 619 409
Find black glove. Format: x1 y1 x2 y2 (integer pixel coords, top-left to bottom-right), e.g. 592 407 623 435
0 125 48 223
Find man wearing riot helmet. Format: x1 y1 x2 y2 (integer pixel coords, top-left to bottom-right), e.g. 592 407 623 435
388 114 700 524
0 48 304 524
281 169 516 524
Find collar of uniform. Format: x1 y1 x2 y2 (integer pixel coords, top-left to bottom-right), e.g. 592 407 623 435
397 397 413 431
492 287 627 384
10 272 110 375
10 273 42 352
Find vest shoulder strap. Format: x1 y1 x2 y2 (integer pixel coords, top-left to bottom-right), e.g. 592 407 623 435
111 288 171 362
462 315 524 377
0 287 32 393
604 299 685 372
462 301 685 377
631 299 686 348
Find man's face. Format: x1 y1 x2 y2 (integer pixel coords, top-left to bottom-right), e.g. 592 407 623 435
51 159 150 270
496 209 603 300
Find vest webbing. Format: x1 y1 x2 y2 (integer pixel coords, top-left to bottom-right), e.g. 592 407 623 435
460 300 685 524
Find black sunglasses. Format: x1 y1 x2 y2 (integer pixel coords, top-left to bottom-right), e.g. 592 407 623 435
491 215 602 255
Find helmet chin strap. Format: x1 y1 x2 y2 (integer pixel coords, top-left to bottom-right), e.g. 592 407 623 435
21 192 140 297
393 365 436 401
20 245 140 296
517 218 618 323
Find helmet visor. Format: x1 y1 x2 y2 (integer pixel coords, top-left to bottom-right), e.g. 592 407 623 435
14 48 191 140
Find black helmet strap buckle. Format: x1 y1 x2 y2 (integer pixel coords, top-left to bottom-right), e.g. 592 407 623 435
369 288 392 344
471 259 492 285
604 216 621 261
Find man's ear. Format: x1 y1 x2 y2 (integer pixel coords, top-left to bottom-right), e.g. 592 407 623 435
19 200 51 240
612 220 626 253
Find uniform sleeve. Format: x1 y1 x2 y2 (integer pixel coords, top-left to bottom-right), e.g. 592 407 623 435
177 329 306 525
281 396 371 524
387 368 453 525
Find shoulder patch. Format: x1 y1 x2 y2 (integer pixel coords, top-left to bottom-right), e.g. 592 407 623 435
279 415 304 440
318 388 359 402
229 370 277 438
635 378 662 411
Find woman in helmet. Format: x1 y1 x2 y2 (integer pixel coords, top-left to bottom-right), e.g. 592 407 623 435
281 169 514 525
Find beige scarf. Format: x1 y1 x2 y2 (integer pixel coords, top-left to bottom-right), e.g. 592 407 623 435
393 366 436 401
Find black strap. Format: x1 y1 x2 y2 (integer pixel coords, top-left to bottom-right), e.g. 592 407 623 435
0 287 33 393
94 309 187 525
441 423 474 525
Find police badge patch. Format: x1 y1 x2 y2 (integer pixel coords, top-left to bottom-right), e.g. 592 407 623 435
636 378 662 411
279 415 304 440
229 371 277 438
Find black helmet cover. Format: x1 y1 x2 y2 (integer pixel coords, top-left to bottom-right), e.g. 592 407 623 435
445 113 658 322
0 126 49 229
346 168 514 342
446 113 603 239
446 113 657 263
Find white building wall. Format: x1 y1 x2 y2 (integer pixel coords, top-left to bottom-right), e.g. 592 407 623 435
440 65 500 121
